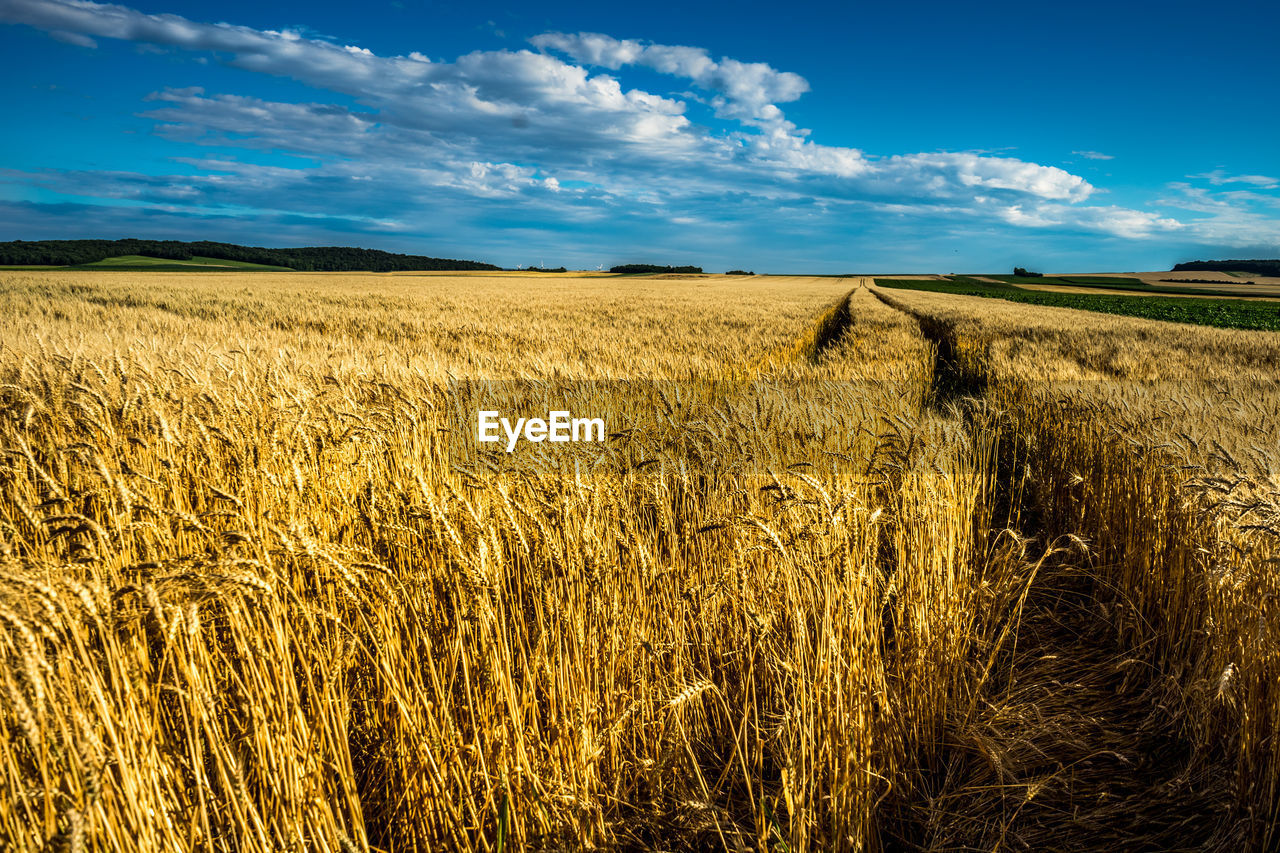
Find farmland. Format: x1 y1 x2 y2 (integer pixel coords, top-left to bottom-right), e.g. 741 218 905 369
66 255 295 272
1 270 1278 851
987 274 1279 297
877 275 1280 330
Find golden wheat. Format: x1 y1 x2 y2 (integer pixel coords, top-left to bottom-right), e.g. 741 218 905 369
0 270 1275 850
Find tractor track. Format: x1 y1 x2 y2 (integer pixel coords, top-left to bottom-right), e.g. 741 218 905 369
862 279 1238 851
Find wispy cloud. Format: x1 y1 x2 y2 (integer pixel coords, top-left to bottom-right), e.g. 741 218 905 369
1154 181 1280 248
1071 150 1114 161
1190 169 1279 189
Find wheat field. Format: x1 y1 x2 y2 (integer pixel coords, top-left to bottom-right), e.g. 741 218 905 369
1 270 1278 850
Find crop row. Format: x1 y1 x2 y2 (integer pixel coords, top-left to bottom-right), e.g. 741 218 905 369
875 277 1280 330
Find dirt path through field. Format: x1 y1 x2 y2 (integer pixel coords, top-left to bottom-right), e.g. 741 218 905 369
862 284 1237 849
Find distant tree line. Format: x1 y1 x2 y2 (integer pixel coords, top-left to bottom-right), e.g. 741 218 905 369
1013 267 1042 277
0 239 500 272
609 264 704 274
1174 259 1280 277
525 265 568 272
726 270 754 276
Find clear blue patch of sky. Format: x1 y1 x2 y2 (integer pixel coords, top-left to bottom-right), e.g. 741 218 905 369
1 21 355 173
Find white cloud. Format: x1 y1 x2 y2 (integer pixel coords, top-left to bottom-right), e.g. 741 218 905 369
878 153 1092 202
5 0 1257 250
531 31 807 127
47 27 94 46
990 201 1180 239
1071 150 1114 161
1190 169 1279 189
1156 182 1280 248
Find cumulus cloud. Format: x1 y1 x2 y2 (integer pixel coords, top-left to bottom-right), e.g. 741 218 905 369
7 0 1264 257
874 153 1092 202
0 0 1102 205
531 32 808 126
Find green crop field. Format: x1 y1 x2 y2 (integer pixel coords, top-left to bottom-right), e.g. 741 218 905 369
62 254 295 271
993 274 1147 287
987 274 1272 298
875 277 1280 331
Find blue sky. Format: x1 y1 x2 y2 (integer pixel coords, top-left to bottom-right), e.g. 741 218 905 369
0 0 1277 272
